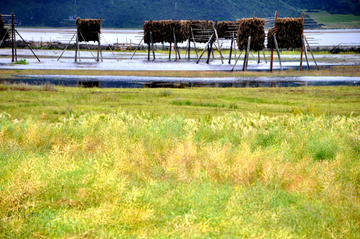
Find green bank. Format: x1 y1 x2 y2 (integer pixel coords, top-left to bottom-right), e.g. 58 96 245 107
1 85 360 121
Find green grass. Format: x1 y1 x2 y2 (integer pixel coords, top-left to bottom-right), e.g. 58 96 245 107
1 84 360 237
12 59 28 65
1 110 360 237
0 85 360 122
306 11 360 29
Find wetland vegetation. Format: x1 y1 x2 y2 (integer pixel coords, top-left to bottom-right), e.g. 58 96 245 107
0 84 360 237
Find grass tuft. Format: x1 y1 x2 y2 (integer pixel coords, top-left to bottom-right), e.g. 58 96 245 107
158 90 172 97
0 81 57 92
13 59 28 65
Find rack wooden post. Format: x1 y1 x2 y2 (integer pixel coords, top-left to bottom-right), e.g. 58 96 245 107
173 27 177 61
206 35 214 64
242 50 247 71
211 43 215 59
0 28 9 47
14 37 17 62
131 32 147 60
15 30 41 62
11 12 15 62
170 27 181 61
79 31 97 61
213 25 224 64
57 33 76 61
190 27 199 60
302 36 310 70
187 29 191 60
190 27 198 60
231 50 244 71
250 52 257 62
228 32 234 64
262 50 267 63
75 31 79 62
233 34 237 59
150 31 155 60
147 31 151 61
273 33 282 71
196 33 214 64
99 34 103 62
177 46 181 59
270 11 277 72
169 42 172 60
300 11 305 71
242 36 251 71
97 34 100 61
305 37 319 70
97 19 101 61
101 34 117 61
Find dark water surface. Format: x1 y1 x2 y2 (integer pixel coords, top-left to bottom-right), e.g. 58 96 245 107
2 75 360 88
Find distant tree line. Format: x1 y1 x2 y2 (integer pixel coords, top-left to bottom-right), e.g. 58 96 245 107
0 0 359 28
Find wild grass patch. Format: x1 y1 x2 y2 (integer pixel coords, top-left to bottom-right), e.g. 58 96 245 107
0 86 360 236
0 81 57 92
13 59 28 65
171 100 233 109
1 112 359 237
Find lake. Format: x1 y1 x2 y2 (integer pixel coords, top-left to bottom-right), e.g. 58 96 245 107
15 28 360 48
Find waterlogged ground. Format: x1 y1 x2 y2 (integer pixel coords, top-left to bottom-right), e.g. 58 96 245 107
0 49 359 72
1 47 359 89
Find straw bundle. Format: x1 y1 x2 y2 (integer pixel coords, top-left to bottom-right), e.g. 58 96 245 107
76 17 101 42
0 15 9 41
267 18 304 49
144 20 190 44
216 21 240 39
236 18 265 52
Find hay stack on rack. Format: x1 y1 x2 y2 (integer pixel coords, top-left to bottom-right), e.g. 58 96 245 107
143 20 217 44
143 20 190 44
0 15 9 41
144 20 165 44
173 20 191 42
267 18 303 49
190 20 214 43
216 21 240 39
76 17 101 42
236 18 265 52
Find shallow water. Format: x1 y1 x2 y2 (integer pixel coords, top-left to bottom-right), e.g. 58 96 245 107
4 75 360 88
1 49 353 72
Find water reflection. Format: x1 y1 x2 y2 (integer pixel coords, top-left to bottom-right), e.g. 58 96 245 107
1 75 359 88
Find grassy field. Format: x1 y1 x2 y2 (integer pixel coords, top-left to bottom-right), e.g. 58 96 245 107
1 84 360 238
306 11 360 29
1 84 360 121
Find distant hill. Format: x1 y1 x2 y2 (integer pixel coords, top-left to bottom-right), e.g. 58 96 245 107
0 0 359 28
